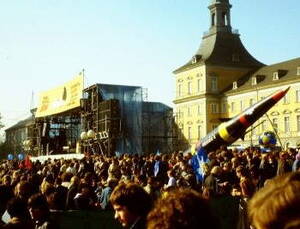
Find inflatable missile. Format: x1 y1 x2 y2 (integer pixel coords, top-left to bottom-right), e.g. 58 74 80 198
197 87 290 152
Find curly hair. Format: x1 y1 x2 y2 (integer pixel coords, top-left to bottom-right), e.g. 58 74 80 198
147 188 220 229
110 182 152 217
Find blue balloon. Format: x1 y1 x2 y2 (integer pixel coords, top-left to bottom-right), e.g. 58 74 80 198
7 154 13 160
18 154 24 160
259 131 277 147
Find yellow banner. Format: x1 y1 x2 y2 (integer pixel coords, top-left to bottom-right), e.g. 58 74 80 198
35 74 84 118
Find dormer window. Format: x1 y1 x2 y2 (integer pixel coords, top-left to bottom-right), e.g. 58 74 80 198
232 81 237 89
232 54 240 62
192 55 200 64
252 77 257 85
192 56 197 64
273 72 279 80
297 67 300 76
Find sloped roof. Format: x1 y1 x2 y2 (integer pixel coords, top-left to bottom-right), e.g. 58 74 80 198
224 57 300 95
5 116 34 132
173 32 264 74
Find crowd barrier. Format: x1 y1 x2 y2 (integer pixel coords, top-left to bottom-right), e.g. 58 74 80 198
50 210 122 229
30 153 85 163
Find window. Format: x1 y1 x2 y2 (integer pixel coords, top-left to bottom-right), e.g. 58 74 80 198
197 79 202 92
283 94 289 104
187 82 192 95
221 103 227 113
233 81 237 89
249 98 254 106
240 100 244 111
211 77 217 91
231 102 235 112
188 107 192 117
197 104 202 115
297 115 300 132
232 54 240 62
211 103 218 114
178 84 182 97
188 126 192 140
197 125 202 139
252 127 257 136
273 118 278 132
296 90 300 102
179 127 184 140
284 117 290 133
177 108 181 119
252 77 257 85
273 72 279 80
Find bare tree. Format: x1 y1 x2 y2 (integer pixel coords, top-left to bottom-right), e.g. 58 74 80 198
0 113 4 130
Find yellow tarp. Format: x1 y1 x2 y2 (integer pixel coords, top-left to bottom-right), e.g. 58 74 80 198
35 74 84 118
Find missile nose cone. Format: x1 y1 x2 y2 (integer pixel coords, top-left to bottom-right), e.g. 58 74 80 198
284 86 291 94
272 87 290 102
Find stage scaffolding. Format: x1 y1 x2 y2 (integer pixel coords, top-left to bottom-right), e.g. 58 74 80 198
35 112 81 156
32 83 177 156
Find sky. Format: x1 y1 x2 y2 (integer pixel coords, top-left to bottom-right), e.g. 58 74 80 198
0 0 299 133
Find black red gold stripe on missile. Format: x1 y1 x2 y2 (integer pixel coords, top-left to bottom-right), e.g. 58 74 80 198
218 123 235 142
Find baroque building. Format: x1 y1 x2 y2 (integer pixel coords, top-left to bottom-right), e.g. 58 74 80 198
173 0 300 149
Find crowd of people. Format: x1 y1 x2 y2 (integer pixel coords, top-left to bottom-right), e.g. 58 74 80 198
0 146 300 229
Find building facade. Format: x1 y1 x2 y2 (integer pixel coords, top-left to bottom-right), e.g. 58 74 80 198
225 58 300 148
173 0 300 149
5 115 35 155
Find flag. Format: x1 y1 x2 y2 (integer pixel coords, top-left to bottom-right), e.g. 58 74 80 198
24 155 33 170
191 147 208 182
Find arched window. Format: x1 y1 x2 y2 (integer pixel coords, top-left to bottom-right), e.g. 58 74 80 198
211 13 215 26
222 12 226 26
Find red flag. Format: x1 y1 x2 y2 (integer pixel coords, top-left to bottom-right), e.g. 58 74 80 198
24 155 32 170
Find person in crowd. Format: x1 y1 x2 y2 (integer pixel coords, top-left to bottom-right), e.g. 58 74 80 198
235 166 255 229
3 197 34 229
259 152 277 187
108 158 121 180
110 182 152 229
66 162 77 175
204 166 222 195
292 152 300 172
65 175 80 210
236 166 255 199
0 175 14 209
147 188 220 229
165 169 176 189
209 182 240 229
73 183 95 210
28 193 58 229
249 172 300 229
53 177 68 210
97 178 118 210
277 151 292 176
14 181 34 203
